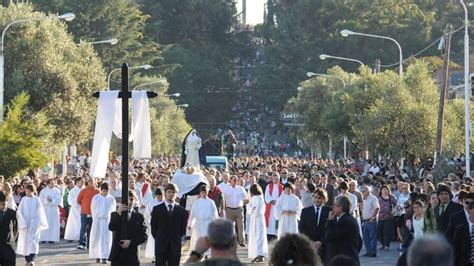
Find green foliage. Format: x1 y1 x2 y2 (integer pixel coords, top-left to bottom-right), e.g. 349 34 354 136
32 0 161 73
2 4 106 144
140 0 248 126
289 60 464 160
0 93 56 178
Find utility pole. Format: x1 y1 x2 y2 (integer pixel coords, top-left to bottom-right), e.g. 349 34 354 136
435 24 454 164
374 59 381 74
242 0 246 25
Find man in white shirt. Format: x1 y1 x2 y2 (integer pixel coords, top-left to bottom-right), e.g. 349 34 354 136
220 175 248 246
361 185 380 258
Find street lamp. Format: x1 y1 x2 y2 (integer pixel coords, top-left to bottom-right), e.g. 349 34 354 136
306 72 346 88
340 29 403 76
305 71 347 159
460 0 471 176
107 64 152 90
76 38 118 46
177 104 189 108
0 12 75 122
319 53 364 66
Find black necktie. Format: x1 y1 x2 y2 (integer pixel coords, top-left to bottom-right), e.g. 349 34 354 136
168 204 173 214
315 207 320 226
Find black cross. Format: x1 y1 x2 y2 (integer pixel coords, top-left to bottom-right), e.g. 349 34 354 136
93 63 157 237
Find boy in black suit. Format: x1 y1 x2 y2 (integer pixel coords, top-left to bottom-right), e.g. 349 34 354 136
151 183 187 266
108 189 147 266
0 191 17 266
434 184 463 235
299 188 331 262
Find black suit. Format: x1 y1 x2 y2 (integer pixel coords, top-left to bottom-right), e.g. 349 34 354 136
318 183 335 207
299 205 331 262
434 201 463 235
108 211 147 266
325 213 361 266
151 202 187 266
447 210 472 266
0 208 17 266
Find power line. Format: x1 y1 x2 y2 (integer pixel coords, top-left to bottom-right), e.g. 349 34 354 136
380 25 464 68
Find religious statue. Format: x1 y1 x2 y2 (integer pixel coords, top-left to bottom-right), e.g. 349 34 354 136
180 129 205 170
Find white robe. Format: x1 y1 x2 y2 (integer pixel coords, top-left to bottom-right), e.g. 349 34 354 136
6 195 16 210
145 198 164 258
248 195 268 258
264 183 282 235
89 194 116 259
184 131 202 168
16 196 48 256
64 186 81 240
39 187 61 242
274 193 302 238
188 198 218 251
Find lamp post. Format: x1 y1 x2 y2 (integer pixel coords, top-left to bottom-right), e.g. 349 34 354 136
340 29 403 76
319 54 364 66
108 64 152 90
177 104 189 108
460 0 471 177
305 72 347 159
76 38 118 46
0 12 75 122
306 72 346 87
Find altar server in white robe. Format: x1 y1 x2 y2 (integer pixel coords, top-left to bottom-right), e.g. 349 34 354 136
145 186 164 260
17 184 49 265
248 184 268 263
274 182 303 238
264 174 283 236
89 183 116 263
187 184 218 251
39 179 61 243
64 177 84 241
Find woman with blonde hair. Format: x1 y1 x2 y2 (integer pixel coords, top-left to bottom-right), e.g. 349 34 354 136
2 182 17 210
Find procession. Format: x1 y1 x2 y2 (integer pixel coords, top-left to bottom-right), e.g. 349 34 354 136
2 1 474 266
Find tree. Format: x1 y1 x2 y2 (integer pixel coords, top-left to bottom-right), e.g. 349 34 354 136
0 92 56 178
288 60 464 162
2 4 106 144
140 0 249 129
32 0 161 73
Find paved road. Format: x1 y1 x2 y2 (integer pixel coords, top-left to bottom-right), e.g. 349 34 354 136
15 239 400 265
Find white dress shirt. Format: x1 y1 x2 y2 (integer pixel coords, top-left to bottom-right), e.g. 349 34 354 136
221 185 247 208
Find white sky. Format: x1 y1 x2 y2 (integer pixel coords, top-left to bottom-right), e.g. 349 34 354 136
237 0 265 25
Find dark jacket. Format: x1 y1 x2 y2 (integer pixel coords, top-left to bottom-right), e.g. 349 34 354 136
434 201 463 235
299 205 331 242
108 210 147 266
447 210 471 266
325 213 361 266
151 202 187 266
0 208 17 264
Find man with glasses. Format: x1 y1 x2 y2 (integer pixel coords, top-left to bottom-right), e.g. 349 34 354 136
299 188 331 262
446 192 474 266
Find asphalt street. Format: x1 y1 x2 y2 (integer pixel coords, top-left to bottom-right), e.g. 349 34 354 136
15 239 401 265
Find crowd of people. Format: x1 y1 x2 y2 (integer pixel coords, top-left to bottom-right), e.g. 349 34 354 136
0 155 473 266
